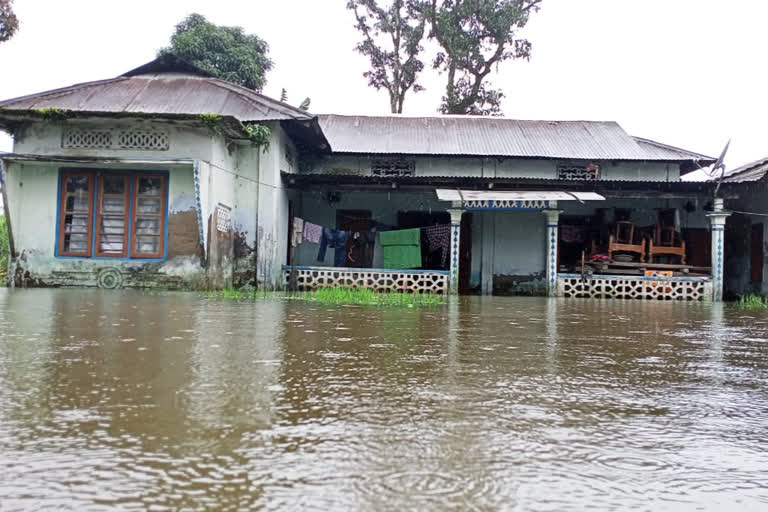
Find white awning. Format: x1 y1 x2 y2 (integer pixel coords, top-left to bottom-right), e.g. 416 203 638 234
435 189 605 202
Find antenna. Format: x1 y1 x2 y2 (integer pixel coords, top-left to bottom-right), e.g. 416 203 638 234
711 139 731 199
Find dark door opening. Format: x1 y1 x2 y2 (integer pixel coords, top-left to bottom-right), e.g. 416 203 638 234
752 223 763 283
337 210 372 267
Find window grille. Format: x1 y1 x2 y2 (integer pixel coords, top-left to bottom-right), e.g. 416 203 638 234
557 163 600 180
371 159 415 177
62 130 112 149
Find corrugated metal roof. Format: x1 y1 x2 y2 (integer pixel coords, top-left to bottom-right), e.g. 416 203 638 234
317 115 715 164
0 56 312 122
722 156 768 182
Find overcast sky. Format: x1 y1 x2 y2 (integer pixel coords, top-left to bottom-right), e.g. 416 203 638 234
0 0 765 173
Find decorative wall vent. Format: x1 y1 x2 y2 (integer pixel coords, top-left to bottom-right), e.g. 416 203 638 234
559 275 709 301
116 130 169 150
215 204 232 233
62 130 113 149
558 162 600 180
62 129 169 151
283 267 449 294
372 159 415 177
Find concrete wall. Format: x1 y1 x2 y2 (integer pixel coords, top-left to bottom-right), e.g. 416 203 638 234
3 160 204 288
2 117 286 289
303 154 681 182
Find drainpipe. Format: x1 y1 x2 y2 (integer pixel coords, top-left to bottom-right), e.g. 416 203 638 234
0 159 17 288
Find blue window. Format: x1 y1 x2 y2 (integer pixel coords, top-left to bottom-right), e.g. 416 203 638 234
57 170 168 259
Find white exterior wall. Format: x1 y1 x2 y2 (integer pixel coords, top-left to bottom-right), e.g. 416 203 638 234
2 117 265 289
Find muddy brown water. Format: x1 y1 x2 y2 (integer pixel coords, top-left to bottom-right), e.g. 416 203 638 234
1 289 767 511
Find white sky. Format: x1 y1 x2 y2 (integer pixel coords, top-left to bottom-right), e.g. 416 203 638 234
0 0 765 173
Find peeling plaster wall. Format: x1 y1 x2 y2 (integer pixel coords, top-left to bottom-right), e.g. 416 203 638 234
4 118 251 289
254 125 295 289
4 160 204 289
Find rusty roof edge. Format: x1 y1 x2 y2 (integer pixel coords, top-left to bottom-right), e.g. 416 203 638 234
0 77 128 109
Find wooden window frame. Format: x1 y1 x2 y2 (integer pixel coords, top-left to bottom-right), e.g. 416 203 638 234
94 173 131 258
130 173 167 259
57 170 95 257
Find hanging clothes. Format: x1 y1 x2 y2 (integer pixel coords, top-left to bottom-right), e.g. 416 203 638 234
303 221 323 244
380 228 422 269
347 231 375 268
317 228 349 267
291 217 305 247
424 224 451 267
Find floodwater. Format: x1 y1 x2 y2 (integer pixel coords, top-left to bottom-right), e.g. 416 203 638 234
0 290 767 511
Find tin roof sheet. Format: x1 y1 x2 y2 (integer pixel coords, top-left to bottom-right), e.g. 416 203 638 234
0 56 312 122
317 115 714 164
722 156 768 183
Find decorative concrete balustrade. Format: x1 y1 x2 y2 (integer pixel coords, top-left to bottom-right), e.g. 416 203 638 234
557 274 712 301
282 266 450 294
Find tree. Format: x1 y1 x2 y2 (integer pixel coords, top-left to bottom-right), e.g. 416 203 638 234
421 0 541 115
348 0 426 113
0 0 19 43
159 13 273 91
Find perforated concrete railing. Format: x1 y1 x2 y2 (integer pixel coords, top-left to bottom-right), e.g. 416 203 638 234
283 266 449 294
558 274 711 301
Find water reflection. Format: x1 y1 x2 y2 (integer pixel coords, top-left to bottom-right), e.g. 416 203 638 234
0 289 767 510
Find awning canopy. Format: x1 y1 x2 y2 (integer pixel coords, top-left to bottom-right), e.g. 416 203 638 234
435 189 605 202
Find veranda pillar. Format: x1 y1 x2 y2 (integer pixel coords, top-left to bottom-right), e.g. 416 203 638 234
543 209 561 297
447 209 463 295
707 198 731 302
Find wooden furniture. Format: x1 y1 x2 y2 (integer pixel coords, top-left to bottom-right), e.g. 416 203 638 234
608 221 646 263
649 225 686 264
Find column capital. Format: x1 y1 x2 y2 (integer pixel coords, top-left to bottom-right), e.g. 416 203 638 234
447 208 464 225
706 210 731 228
542 209 563 225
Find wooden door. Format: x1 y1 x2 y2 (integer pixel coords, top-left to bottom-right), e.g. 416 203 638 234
685 228 711 268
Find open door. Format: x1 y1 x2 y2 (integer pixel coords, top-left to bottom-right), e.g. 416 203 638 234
459 212 472 295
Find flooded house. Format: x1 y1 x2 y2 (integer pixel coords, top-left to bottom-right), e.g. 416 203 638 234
0 56 747 300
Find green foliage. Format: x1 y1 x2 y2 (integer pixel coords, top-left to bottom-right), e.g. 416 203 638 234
348 0 426 113
198 113 223 136
241 122 271 151
296 286 443 306
738 294 768 308
0 0 19 43
0 215 8 283
159 13 273 91
418 0 541 115
34 108 71 122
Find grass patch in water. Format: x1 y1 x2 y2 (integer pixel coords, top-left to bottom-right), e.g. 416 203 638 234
202 287 265 300
296 286 443 307
738 294 768 308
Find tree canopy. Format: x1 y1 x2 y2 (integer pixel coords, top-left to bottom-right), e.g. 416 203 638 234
422 0 541 115
348 0 426 113
159 13 273 91
0 0 19 43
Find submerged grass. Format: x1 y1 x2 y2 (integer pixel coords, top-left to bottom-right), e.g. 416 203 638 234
202 286 443 307
738 294 768 308
299 286 443 307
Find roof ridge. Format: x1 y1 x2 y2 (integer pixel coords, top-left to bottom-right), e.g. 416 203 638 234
202 77 312 120
317 113 620 124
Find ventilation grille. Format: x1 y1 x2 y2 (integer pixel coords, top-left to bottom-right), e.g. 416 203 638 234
557 163 600 180
372 159 415 177
117 130 169 150
62 129 169 151
62 130 112 149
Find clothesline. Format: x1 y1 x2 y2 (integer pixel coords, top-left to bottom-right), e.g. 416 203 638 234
290 216 452 270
